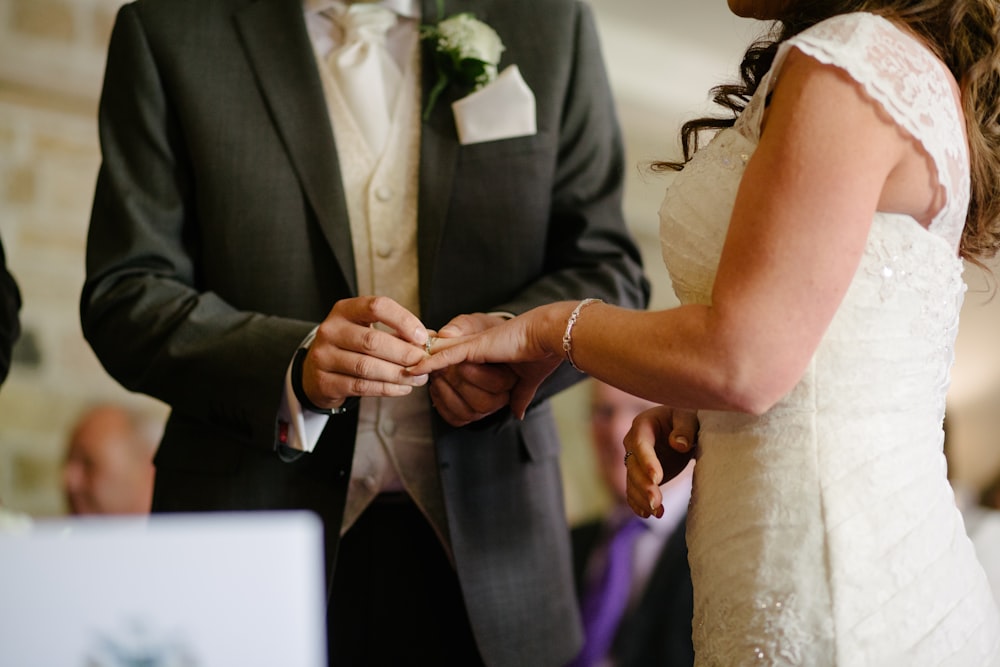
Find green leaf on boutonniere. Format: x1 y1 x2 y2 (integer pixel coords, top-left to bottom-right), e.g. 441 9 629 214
420 2 505 120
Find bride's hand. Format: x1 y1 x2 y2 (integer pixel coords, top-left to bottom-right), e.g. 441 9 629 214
409 304 571 418
624 406 697 518
426 313 519 427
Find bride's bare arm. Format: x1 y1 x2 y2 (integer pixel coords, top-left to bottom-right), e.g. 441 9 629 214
412 48 928 418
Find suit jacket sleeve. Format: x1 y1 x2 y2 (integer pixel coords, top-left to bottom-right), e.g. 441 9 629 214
80 3 317 450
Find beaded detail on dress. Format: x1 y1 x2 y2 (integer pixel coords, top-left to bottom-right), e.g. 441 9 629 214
659 13 999 667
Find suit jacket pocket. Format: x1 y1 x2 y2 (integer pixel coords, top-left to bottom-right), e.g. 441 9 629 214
456 130 552 162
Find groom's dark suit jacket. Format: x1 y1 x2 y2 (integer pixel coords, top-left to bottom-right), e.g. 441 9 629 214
81 1 649 665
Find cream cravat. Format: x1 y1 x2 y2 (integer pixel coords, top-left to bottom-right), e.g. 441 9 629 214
326 3 400 155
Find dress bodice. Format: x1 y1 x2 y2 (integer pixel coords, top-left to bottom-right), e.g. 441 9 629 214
658 13 1000 666
662 12 968 307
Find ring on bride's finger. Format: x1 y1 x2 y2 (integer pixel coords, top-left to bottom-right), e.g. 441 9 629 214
623 450 634 466
425 335 436 355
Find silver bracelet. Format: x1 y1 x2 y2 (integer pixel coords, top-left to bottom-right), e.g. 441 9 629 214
562 298 602 372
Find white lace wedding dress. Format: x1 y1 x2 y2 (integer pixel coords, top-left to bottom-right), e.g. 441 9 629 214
659 13 1000 666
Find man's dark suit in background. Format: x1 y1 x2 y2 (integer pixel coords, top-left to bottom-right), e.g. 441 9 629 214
81 1 649 665
568 381 694 667
571 517 694 666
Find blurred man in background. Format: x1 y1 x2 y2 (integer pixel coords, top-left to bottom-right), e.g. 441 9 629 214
568 380 694 667
63 404 160 515
0 234 21 388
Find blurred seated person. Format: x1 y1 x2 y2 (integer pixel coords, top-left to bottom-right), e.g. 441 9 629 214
567 380 694 667
0 233 21 387
63 404 160 515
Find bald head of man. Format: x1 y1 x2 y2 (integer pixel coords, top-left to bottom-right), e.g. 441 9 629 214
62 404 160 515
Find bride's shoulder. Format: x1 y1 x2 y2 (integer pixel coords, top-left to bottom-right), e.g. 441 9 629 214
797 11 890 38
741 12 953 145
764 11 949 110
786 12 937 66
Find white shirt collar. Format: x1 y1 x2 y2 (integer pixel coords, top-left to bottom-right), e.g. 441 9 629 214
304 0 421 20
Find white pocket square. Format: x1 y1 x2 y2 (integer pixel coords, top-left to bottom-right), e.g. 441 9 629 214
452 65 537 146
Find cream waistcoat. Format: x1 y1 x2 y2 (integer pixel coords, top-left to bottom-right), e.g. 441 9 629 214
315 32 450 552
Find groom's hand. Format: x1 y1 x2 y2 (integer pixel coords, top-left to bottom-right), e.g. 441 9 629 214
301 296 429 411
429 313 518 427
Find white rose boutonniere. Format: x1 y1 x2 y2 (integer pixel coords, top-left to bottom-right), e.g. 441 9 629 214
421 2 505 120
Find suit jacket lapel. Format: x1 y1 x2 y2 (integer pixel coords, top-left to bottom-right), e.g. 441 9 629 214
235 0 357 294
417 0 460 313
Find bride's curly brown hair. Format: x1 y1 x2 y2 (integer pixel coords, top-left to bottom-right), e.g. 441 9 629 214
659 0 1000 266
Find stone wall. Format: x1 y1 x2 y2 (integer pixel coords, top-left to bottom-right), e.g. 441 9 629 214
0 0 167 516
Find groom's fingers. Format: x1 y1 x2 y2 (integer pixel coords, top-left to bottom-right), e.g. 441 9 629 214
327 295 429 347
302 296 434 408
445 362 517 395
316 322 426 368
428 375 478 426
429 370 509 427
316 296 429 370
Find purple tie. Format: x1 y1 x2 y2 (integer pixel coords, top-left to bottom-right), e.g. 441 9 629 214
570 516 646 667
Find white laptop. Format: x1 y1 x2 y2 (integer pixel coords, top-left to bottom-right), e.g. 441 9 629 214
0 511 327 667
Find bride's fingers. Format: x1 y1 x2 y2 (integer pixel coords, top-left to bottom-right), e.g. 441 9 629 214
625 445 664 518
626 471 662 519
670 408 699 452
510 376 546 420
407 339 471 375
624 417 665 486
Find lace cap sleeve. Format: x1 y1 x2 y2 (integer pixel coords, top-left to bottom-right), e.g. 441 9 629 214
745 12 969 244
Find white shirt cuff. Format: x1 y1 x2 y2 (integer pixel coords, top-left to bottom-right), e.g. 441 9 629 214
276 328 328 453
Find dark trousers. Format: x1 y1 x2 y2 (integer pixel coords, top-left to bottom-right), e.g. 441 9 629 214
327 494 484 666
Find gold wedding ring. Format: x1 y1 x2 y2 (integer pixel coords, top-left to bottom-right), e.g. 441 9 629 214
425 335 437 355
